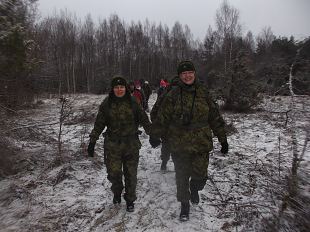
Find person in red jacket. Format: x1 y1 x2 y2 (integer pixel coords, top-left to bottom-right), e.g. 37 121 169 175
157 79 167 99
129 81 144 107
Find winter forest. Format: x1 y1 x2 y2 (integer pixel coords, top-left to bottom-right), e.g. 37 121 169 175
0 0 309 231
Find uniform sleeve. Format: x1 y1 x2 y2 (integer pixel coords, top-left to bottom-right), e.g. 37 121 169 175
150 94 164 122
89 99 108 143
207 97 227 143
150 88 170 122
151 94 174 139
136 101 151 135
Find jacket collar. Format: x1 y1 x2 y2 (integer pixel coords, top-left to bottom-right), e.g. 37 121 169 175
178 79 199 92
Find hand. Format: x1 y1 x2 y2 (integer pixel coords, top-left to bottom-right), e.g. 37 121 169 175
149 137 161 148
220 141 228 154
87 142 96 157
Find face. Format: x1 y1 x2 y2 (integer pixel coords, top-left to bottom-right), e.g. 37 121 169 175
180 71 195 85
113 85 126 97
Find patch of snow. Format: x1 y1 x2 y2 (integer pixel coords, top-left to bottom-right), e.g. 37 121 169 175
0 94 309 231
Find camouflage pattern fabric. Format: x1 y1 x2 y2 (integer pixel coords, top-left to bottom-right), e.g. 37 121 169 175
89 94 151 202
151 90 172 163
151 80 227 154
150 76 179 122
104 140 139 202
90 96 150 143
150 76 180 163
172 152 209 202
150 87 169 122
151 79 227 202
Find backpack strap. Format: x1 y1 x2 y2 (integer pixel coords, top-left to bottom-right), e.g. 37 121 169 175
170 85 214 111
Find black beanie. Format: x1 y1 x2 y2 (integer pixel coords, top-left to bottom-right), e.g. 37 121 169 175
111 76 127 88
177 60 196 75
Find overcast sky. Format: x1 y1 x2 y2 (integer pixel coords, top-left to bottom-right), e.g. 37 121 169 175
37 0 310 41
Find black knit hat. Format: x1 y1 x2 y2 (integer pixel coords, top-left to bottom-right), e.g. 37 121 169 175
177 60 196 75
111 75 127 88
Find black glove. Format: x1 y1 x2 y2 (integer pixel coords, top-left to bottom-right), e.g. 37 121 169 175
149 137 161 148
87 142 96 157
220 141 229 154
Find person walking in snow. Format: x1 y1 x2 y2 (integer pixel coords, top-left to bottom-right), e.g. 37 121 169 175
87 76 151 212
129 80 145 109
140 79 152 111
157 79 168 99
149 60 228 221
150 75 179 171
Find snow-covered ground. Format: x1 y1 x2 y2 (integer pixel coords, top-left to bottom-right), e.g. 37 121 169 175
0 94 309 232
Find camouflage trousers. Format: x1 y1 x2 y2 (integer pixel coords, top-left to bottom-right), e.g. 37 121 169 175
104 140 140 203
171 152 209 202
161 140 171 163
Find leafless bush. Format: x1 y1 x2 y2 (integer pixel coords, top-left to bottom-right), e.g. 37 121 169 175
79 125 88 153
6 123 57 143
259 187 310 232
251 96 310 231
64 109 96 125
0 183 31 207
57 96 74 160
48 164 73 187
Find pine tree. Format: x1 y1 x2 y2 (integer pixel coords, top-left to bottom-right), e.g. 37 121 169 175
224 50 261 112
0 0 38 110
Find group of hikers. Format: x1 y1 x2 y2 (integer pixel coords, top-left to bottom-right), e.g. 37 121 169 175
128 79 151 111
87 60 229 221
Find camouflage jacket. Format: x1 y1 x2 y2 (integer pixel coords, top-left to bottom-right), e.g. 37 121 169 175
90 95 151 149
150 76 180 122
151 80 227 154
150 87 170 122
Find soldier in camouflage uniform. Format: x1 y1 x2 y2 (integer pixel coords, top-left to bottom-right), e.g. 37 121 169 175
149 60 229 221
88 76 151 212
150 76 179 171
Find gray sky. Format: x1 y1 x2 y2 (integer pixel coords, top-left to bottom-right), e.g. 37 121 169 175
37 0 310 41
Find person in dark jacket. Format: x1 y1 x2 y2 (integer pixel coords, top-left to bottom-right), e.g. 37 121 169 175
141 79 152 111
88 76 151 212
150 76 179 171
134 80 147 110
149 60 229 221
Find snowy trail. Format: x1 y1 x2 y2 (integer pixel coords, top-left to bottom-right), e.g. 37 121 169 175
0 94 309 231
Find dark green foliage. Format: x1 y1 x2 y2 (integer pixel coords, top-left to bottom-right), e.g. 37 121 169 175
254 36 310 96
200 24 309 99
293 38 310 95
0 0 38 110
271 37 297 58
224 51 262 112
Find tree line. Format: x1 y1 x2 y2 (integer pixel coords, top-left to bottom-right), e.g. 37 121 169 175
1 0 309 112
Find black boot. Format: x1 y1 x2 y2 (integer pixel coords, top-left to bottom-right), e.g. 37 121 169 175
160 160 167 171
113 194 121 204
179 202 190 221
126 201 135 212
190 189 199 205
190 179 202 205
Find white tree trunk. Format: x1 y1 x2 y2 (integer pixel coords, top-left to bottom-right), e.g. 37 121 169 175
288 63 295 96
